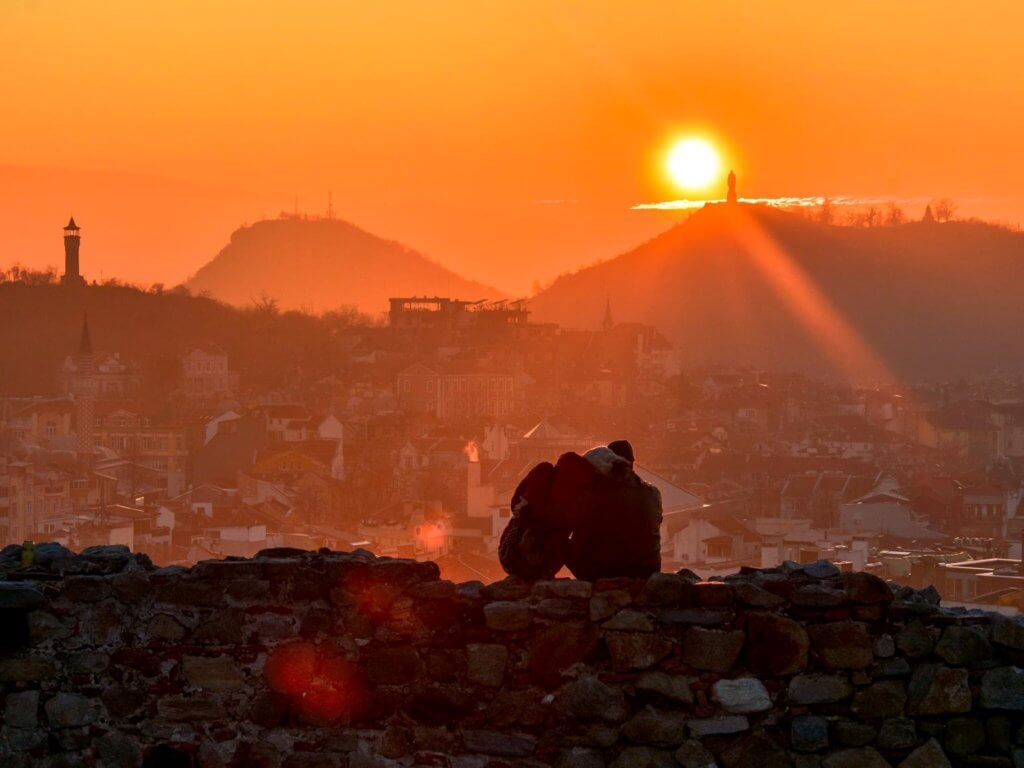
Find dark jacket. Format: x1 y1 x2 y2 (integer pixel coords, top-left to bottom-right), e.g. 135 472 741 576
498 453 598 581
566 470 662 581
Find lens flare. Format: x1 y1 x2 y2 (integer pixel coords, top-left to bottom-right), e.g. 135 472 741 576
667 138 721 191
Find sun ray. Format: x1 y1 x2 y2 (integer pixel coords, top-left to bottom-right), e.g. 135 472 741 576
729 206 896 386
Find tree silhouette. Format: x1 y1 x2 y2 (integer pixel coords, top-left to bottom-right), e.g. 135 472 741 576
933 198 957 222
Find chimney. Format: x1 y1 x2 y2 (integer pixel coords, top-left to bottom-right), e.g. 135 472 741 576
850 536 869 572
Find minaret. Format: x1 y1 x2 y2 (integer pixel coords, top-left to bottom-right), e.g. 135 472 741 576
61 217 85 286
726 170 738 204
602 297 614 331
74 314 96 462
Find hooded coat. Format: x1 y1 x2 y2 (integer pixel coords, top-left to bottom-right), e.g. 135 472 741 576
498 452 598 580
565 446 663 581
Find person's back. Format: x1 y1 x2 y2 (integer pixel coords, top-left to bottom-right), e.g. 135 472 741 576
499 452 598 581
566 442 663 581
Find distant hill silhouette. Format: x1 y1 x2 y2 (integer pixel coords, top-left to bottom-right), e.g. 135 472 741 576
184 217 503 314
0 281 378 398
528 205 1024 380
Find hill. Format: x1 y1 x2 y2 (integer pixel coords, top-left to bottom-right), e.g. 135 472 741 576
528 205 1024 380
0 281 380 399
184 217 503 314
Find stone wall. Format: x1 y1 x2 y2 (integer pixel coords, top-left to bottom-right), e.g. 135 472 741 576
2 544 1024 768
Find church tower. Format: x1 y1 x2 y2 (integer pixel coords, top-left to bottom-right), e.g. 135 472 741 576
73 314 96 461
61 217 85 286
726 170 738 204
602 297 614 331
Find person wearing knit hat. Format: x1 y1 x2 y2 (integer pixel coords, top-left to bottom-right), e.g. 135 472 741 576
567 440 662 581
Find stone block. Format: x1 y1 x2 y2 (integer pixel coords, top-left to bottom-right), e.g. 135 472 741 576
935 625 993 666
0 725 47 751
732 581 784 608
674 739 716 768
621 709 688 747
461 730 537 757
534 579 593 600
44 692 97 728
687 716 749 737
745 612 809 675
712 678 771 714
788 673 853 705
792 715 829 753
981 666 1024 710
604 610 654 632
606 632 673 671
557 676 629 722
719 733 791 768
851 680 907 718
3 691 39 728
364 645 424 685
94 731 143 768
590 590 632 621
183 655 245 691
191 607 246 644
147 613 187 641
483 601 531 631
156 696 227 721
807 621 873 669
907 664 972 715
897 621 938 659
832 719 876 747
61 573 110 606
898 738 952 768
0 583 46 610
0 657 56 683
944 716 985 757
635 672 693 704
681 627 744 672
992 616 1024 651
466 643 508 687
790 584 846 607
877 718 917 750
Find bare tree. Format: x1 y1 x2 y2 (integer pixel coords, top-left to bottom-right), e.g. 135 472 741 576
885 203 905 226
252 292 280 316
933 198 957 222
864 206 881 227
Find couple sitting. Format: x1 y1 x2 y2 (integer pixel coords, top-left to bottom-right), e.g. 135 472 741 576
498 440 662 581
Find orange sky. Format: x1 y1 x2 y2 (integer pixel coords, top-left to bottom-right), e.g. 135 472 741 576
2 1 1023 296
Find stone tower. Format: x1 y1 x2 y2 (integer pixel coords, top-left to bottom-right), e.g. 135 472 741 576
61 217 85 286
74 314 96 461
727 170 738 204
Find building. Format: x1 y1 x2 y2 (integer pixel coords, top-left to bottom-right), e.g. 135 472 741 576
181 344 238 399
60 217 85 286
5 400 75 447
960 485 1007 539
0 457 74 544
92 404 188 497
838 480 944 541
58 350 140 399
396 363 515 421
388 297 529 336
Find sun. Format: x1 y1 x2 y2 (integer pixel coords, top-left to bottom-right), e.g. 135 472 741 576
666 137 722 191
